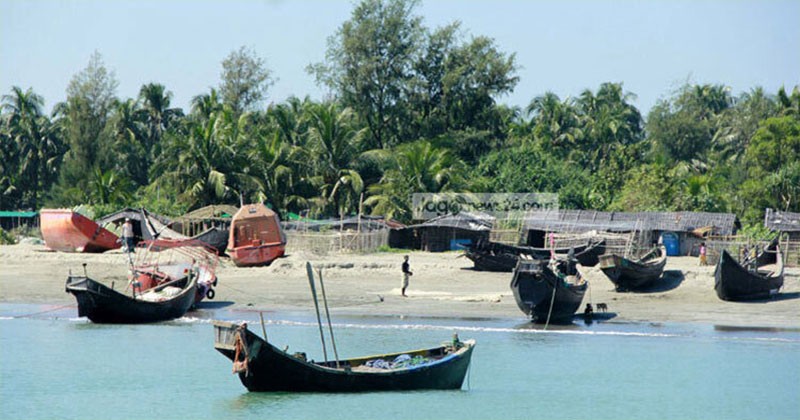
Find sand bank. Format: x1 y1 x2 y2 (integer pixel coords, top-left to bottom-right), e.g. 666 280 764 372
1 244 798 328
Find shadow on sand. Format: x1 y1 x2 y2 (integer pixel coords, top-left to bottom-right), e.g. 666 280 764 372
194 300 235 310
620 270 684 293
733 292 800 304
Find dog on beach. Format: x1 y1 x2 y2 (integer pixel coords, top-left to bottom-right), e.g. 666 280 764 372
596 303 608 312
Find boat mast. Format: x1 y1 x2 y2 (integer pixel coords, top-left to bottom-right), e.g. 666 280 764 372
317 267 340 368
305 262 329 363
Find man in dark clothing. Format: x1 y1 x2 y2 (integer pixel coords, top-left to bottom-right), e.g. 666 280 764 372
401 255 412 297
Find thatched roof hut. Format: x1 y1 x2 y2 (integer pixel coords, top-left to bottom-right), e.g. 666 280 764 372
764 208 800 234
399 212 494 252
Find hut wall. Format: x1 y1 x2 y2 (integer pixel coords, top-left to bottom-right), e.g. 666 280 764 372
388 228 414 249
285 230 388 255
418 227 488 252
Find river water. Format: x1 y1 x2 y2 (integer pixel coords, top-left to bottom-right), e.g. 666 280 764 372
1 303 798 420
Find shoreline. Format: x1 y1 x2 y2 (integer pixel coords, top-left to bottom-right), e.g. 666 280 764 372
1 244 798 328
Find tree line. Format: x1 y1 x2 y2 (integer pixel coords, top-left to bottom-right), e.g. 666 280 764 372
2 0 799 227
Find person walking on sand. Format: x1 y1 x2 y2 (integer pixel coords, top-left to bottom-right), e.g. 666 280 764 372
699 242 707 266
401 255 412 297
122 218 135 253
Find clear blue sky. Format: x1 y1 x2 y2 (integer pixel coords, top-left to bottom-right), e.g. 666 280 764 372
2 0 798 115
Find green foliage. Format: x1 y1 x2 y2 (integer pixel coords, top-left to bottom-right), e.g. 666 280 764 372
0 0 796 231
738 223 777 242
375 244 407 253
0 228 15 245
219 46 274 115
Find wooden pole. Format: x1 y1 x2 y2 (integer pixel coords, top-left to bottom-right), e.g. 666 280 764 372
317 268 340 368
305 262 328 363
259 311 268 342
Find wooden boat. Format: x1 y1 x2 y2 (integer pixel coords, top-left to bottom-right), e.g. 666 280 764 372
599 246 668 291
510 258 587 323
140 209 229 254
465 238 605 272
64 239 218 323
212 321 475 392
714 245 784 301
227 203 286 267
40 209 120 253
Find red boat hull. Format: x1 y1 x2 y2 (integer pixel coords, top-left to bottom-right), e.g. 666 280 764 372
229 242 285 267
40 209 121 253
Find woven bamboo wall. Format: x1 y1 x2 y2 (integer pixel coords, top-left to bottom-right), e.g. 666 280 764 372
285 230 389 255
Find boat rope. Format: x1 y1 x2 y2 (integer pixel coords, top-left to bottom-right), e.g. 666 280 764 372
543 277 558 330
466 360 472 391
12 304 76 319
232 327 250 376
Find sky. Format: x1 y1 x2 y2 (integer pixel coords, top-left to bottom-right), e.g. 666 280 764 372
1 0 798 115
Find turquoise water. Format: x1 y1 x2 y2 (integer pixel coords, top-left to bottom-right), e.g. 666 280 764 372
1 303 798 420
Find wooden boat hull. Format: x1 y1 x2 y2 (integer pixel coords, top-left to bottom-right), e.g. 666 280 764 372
714 249 784 301
141 210 229 254
599 247 667 291
229 243 285 267
65 275 197 323
465 239 604 272
510 260 587 323
213 321 475 392
40 209 120 253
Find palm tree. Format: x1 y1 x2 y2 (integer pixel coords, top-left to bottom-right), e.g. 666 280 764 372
153 109 239 208
108 98 147 185
88 167 133 205
190 88 223 121
1 86 64 209
366 140 465 222
139 83 183 164
575 83 643 170
526 92 582 153
306 102 366 216
711 87 778 163
777 86 800 117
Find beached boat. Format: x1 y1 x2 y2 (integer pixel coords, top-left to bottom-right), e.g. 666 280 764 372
714 245 784 301
227 203 286 267
65 239 219 323
510 258 587 323
465 238 605 272
140 209 229 254
40 209 121 253
599 246 668 291
212 321 475 392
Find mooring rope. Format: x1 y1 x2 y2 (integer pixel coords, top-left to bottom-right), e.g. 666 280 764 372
543 277 558 330
12 304 76 319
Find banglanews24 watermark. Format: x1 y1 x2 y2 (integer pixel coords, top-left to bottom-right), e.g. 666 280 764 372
412 193 558 219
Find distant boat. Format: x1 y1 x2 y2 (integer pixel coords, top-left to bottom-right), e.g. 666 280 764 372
714 244 784 301
65 239 219 323
510 258 587 323
40 209 120 253
599 246 668 291
465 239 605 272
212 321 475 392
140 209 229 254
227 204 286 267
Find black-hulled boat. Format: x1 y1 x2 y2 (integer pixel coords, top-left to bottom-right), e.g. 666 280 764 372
66 274 197 324
510 258 587 323
599 246 668 291
714 245 784 301
212 321 475 392
65 239 218 323
465 239 605 272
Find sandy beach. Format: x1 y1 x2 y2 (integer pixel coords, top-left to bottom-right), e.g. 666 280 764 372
1 243 798 328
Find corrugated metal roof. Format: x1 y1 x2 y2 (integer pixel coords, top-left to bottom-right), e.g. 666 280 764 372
523 210 739 235
0 211 37 218
764 208 800 232
410 212 494 231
